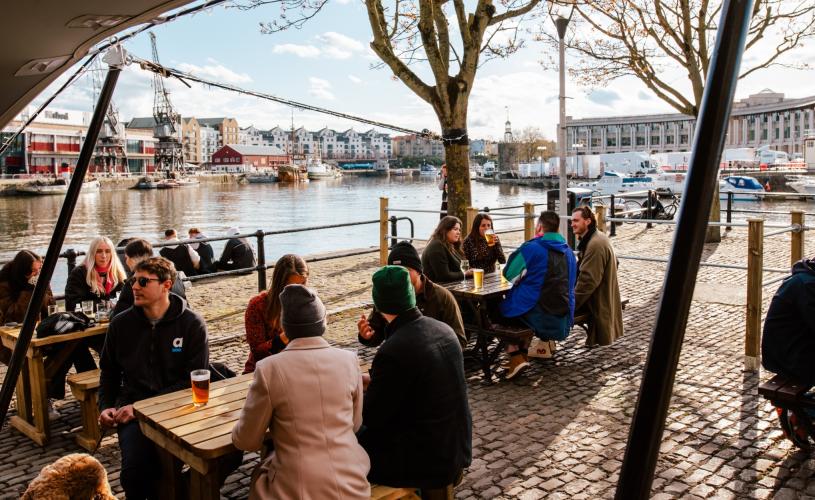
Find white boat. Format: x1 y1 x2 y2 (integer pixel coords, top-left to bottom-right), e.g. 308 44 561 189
719 175 765 200
390 168 411 177
17 178 100 195
156 176 199 189
306 160 341 180
579 171 656 196
787 176 815 195
245 171 278 183
419 164 438 176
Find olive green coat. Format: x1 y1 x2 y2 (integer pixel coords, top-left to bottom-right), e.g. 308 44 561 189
574 230 624 346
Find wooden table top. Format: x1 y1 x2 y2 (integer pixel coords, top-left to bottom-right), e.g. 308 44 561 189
134 373 255 465
439 271 513 299
0 322 108 349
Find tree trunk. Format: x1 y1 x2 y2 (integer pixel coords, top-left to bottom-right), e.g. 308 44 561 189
706 184 721 243
444 141 471 221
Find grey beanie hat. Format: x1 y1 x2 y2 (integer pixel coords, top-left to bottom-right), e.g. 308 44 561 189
279 284 327 339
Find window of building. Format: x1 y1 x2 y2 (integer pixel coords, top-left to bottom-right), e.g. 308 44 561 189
621 137 631 147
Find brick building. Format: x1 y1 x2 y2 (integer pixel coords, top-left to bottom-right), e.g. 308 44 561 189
210 144 288 172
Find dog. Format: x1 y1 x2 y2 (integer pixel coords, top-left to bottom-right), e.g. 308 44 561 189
21 453 116 500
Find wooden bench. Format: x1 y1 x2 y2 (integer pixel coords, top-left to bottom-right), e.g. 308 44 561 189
66 369 101 452
370 485 420 500
759 373 815 450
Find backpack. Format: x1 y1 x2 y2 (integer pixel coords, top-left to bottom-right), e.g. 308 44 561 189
36 311 93 338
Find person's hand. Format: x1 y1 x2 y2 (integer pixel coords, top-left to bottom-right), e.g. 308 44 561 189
27 274 38 286
465 270 474 277
114 404 135 424
99 408 117 429
362 373 371 392
357 314 373 340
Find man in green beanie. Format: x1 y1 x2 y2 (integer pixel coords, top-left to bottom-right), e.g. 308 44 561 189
360 266 472 495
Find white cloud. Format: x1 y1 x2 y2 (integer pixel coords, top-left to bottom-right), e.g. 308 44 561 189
176 62 252 84
272 44 321 58
316 32 366 60
308 77 335 100
348 75 363 84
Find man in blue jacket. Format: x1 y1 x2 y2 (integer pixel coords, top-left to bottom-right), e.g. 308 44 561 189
498 210 577 379
762 257 815 387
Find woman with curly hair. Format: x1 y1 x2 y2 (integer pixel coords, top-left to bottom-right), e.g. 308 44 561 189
421 215 471 283
243 254 309 373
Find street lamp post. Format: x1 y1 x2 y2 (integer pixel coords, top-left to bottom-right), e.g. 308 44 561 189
550 0 575 238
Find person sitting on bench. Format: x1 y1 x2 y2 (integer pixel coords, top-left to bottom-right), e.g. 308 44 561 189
762 257 815 387
216 227 257 272
571 206 624 347
496 211 577 379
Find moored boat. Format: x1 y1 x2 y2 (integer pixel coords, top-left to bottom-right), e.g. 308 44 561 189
719 175 765 200
134 176 159 189
245 171 279 183
786 175 815 195
278 164 305 182
306 160 341 180
17 178 100 195
419 164 438 176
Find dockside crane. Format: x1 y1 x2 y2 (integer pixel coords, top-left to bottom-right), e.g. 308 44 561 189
149 31 185 175
90 57 127 174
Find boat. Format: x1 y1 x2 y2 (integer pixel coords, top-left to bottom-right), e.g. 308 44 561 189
244 170 279 183
719 175 765 200
155 175 199 189
306 160 342 180
786 175 815 195
578 171 656 196
278 164 305 182
419 164 438 176
134 176 159 189
390 168 412 176
17 178 100 195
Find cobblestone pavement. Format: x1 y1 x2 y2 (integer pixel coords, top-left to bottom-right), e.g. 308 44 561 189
1 220 814 499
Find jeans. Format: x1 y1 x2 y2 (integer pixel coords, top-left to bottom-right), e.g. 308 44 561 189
118 420 161 499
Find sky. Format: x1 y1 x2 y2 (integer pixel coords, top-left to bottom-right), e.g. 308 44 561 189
33 1 815 141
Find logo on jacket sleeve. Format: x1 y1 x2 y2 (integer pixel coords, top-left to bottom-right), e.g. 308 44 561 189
172 337 183 353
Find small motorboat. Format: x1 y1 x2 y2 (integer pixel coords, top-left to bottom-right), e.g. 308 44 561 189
134 176 159 189
306 160 341 180
719 175 765 200
390 168 412 177
419 164 438 176
787 176 815 195
245 171 278 184
17 178 100 195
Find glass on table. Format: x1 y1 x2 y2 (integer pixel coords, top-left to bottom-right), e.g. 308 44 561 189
497 263 509 285
95 301 110 322
191 369 210 407
472 268 484 289
81 300 95 316
47 304 59 316
460 259 470 283
55 299 66 313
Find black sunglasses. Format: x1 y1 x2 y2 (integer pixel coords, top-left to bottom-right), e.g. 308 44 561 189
127 276 162 287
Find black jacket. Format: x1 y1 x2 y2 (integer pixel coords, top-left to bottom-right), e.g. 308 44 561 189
64 264 123 313
160 245 197 277
762 258 815 386
112 277 187 318
359 308 472 489
195 242 216 274
217 237 256 270
99 294 208 411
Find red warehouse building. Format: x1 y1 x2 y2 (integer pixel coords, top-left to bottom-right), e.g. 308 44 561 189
211 144 288 171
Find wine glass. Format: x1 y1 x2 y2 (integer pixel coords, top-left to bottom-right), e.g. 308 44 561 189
460 259 470 283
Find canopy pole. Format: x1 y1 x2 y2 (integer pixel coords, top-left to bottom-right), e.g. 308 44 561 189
0 47 126 426
615 1 755 498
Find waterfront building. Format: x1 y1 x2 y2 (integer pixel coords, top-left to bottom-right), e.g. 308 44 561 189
181 117 201 164
0 107 157 175
469 139 497 157
198 117 240 147
259 125 390 160
200 125 221 164
392 134 445 159
211 144 288 172
238 125 268 147
497 116 518 173
563 90 815 157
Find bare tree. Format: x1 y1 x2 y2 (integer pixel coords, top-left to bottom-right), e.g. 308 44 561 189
516 126 556 162
542 0 815 242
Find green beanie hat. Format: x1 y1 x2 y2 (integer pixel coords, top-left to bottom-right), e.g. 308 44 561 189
372 265 416 315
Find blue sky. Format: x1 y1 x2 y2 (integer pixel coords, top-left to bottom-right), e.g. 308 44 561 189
36 1 814 141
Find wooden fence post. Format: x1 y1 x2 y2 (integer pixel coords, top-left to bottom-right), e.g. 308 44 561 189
466 207 478 236
791 209 804 267
524 202 535 241
379 197 389 265
596 205 607 233
745 218 764 371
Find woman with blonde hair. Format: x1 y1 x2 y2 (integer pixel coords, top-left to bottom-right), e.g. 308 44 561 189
421 215 471 283
243 254 309 373
65 236 127 313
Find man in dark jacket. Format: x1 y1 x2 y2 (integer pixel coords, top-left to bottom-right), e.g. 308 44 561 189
762 257 815 386
159 228 200 277
360 266 472 494
498 211 577 379
358 241 467 349
188 227 215 274
216 227 256 272
98 257 211 499
113 238 186 318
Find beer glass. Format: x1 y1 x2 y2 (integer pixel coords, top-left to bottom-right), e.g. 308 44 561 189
81 300 94 316
485 229 496 246
191 369 211 407
47 304 59 316
55 299 66 313
497 263 509 286
460 259 470 283
473 268 484 289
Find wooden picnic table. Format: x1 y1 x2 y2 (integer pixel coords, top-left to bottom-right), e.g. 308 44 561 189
134 373 258 500
0 322 108 445
440 272 530 382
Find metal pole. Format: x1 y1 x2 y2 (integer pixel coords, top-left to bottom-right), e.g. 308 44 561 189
0 49 124 426
615 1 755 498
255 230 267 292
609 194 617 237
646 190 653 229
726 191 734 231
556 16 569 239
389 216 398 249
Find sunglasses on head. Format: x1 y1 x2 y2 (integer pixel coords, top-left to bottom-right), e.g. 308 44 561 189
127 276 162 287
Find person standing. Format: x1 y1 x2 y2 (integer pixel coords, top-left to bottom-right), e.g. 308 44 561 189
232 285 370 499
570 206 623 346
360 266 471 495
438 163 448 220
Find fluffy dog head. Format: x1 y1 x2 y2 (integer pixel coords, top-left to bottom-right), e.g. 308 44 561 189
22 453 115 500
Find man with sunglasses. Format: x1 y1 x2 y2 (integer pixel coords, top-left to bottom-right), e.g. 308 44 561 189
98 256 210 499
112 238 187 318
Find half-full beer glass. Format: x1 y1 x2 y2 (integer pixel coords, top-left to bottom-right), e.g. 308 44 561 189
485 229 496 246
473 268 484 289
191 369 210 407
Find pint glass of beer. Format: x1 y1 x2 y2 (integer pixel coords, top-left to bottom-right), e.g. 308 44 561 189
191 369 210 407
485 229 496 246
473 268 484 289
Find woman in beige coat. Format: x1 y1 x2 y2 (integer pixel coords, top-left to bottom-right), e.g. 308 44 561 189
232 285 370 499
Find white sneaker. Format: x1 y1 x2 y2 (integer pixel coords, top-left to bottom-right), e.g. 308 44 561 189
47 399 60 420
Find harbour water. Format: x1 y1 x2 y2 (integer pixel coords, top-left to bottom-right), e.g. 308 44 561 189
0 176 548 292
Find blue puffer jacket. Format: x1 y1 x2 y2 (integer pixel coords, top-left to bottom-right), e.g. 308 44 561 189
762 258 815 386
499 233 577 323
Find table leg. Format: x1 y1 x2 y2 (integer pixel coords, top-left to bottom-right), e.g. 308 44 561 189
14 358 32 423
9 353 49 445
478 332 493 382
155 447 184 500
189 459 221 500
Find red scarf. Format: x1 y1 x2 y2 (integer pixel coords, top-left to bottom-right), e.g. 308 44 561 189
95 264 114 296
